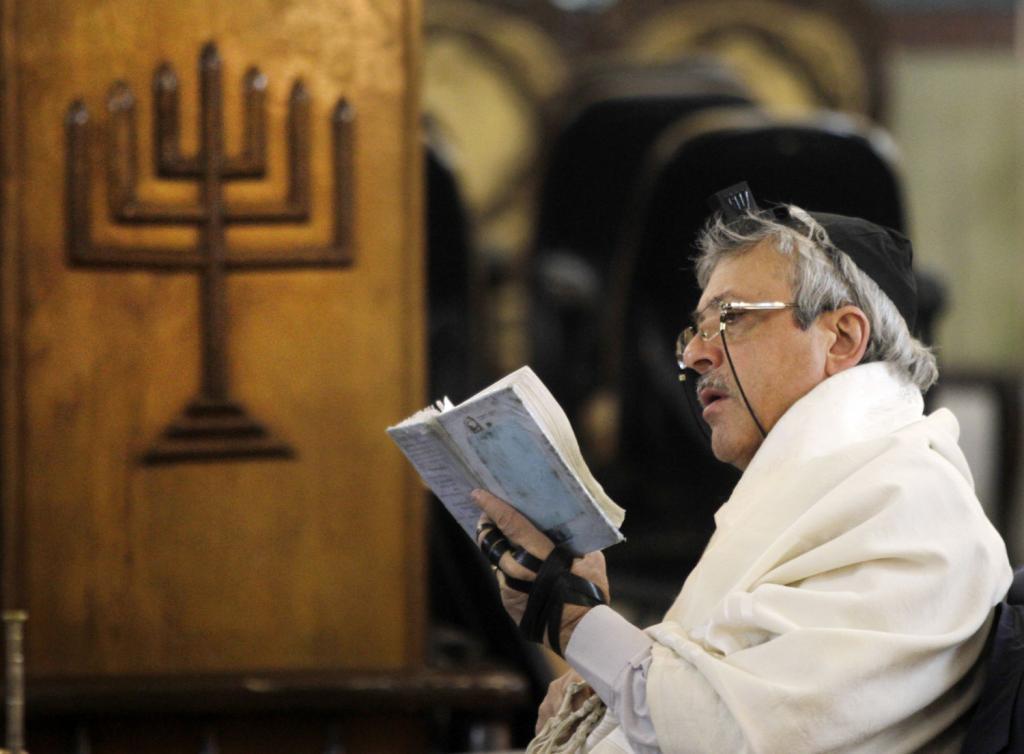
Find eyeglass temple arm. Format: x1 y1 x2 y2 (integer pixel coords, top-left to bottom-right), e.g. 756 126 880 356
721 301 794 312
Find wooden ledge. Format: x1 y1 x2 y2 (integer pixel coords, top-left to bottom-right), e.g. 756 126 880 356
23 666 532 718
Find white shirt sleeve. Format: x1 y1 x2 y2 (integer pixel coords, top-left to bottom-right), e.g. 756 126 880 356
565 605 750 754
565 605 660 753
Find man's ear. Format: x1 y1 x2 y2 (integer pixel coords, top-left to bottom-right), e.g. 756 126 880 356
822 305 870 377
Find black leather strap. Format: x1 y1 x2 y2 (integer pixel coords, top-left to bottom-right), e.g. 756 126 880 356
480 526 607 655
502 573 535 594
517 545 607 656
512 547 544 573
496 548 543 593
479 525 511 567
480 524 545 575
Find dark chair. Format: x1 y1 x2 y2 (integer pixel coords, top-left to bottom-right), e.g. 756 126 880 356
529 59 751 424
601 107 927 620
960 566 1024 753
427 145 481 400
928 371 1023 557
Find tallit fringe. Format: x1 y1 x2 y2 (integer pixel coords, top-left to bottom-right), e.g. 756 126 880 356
526 682 607 754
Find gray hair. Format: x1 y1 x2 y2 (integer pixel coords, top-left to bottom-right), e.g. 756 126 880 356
694 206 939 392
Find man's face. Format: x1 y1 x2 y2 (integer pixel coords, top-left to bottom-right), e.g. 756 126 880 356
682 241 832 469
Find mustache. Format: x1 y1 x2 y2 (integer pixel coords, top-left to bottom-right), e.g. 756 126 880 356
696 373 731 396
695 373 733 407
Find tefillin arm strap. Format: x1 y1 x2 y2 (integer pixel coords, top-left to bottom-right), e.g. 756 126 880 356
479 522 607 655
517 547 606 656
504 543 607 657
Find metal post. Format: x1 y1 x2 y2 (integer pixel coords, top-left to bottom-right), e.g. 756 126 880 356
3 611 27 754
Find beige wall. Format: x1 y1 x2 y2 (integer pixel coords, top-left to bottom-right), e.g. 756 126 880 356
889 49 1024 371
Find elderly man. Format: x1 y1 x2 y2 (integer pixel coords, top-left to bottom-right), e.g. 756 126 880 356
473 185 1012 753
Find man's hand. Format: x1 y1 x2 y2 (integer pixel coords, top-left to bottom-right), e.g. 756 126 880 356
536 669 594 735
472 489 609 653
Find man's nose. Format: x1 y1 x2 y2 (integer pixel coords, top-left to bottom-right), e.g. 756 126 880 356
682 334 722 375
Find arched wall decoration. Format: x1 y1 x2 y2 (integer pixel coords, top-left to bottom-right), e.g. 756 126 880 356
425 0 569 227
65 41 356 464
624 0 873 116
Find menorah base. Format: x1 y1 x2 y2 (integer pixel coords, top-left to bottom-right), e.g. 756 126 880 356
143 398 294 464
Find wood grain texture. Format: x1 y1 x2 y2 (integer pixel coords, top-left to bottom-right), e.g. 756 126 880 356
30 716 428 754
0 0 426 678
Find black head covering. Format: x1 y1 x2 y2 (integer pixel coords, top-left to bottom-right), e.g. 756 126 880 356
709 182 918 330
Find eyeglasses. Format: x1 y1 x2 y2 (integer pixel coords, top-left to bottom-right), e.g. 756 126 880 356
676 301 799 369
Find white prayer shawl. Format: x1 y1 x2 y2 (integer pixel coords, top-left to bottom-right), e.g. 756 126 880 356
615 363 1010 753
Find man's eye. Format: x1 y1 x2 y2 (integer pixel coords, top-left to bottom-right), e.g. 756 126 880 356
723 310 753 328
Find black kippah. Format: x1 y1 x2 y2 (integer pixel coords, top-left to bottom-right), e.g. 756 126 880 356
708 182 918 330
806 212 917 331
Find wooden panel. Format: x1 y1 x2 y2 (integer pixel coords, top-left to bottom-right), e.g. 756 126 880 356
30 716 428 754
20 667 529 754
0 0 425 678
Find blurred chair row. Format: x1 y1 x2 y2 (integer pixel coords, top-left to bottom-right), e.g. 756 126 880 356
423 56 1024 749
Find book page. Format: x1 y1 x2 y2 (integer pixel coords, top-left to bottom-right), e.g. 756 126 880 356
455 366 623 526
387 420 482 538
508 369 625 527
437 387 623 555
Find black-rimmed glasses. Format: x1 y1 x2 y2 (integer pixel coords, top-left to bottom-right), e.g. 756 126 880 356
675 301 798 370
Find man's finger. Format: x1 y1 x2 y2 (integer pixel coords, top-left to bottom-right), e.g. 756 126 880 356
476 515 511 565
476 515 538 582
536 671 589 734
471 489 555 559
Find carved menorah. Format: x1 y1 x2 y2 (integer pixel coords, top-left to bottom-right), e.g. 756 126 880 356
65 42 355 463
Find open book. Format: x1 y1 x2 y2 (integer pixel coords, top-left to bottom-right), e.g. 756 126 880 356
387 366 624 556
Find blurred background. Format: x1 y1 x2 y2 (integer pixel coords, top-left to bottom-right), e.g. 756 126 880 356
425 0 1022 378
1 0 1022 752
423 0 1024 581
